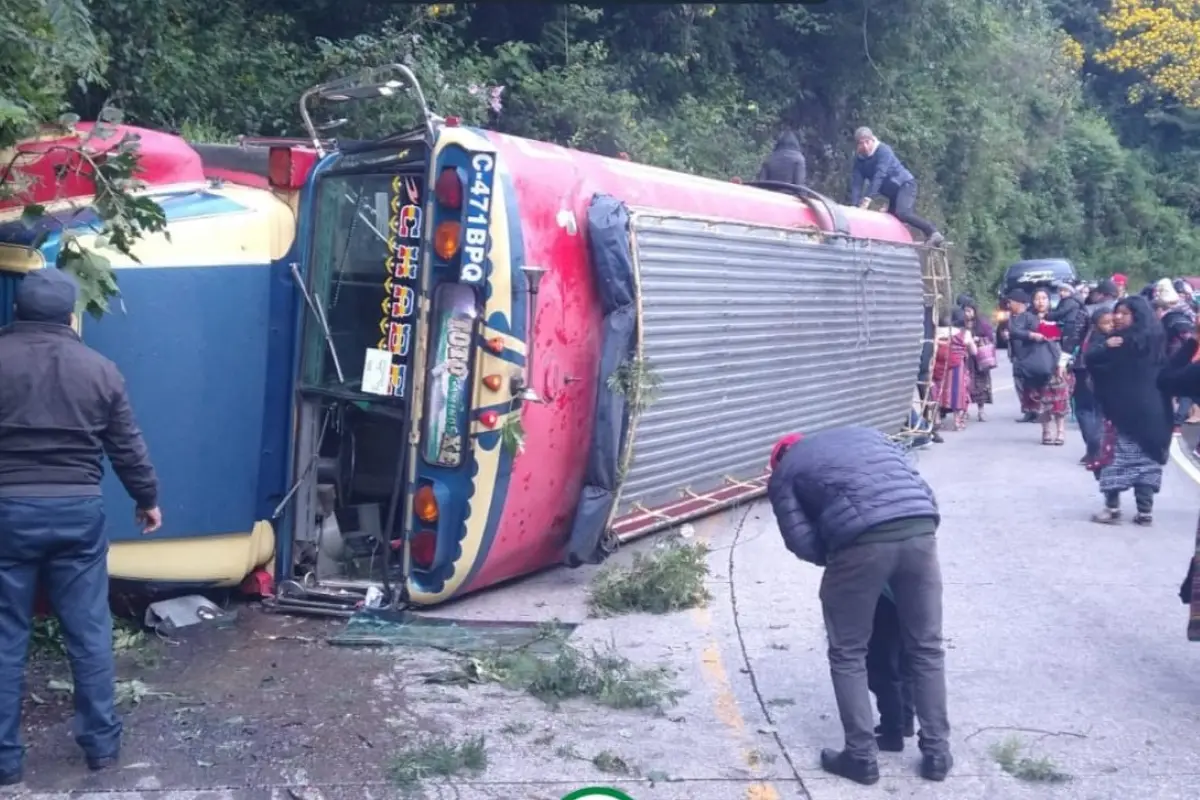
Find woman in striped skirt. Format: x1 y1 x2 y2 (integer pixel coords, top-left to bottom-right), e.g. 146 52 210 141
1086 296 1173 526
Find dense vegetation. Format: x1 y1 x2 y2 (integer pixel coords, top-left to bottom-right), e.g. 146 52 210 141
4 1 1200 300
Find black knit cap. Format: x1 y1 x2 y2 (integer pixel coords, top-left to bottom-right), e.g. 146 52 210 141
15 268 78 324
1006 288 1031 305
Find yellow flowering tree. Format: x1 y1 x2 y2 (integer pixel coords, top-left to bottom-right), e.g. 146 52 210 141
1098 0 1200 108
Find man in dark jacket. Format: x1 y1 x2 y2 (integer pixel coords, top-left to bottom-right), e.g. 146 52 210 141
1047 281 1087 356
848 127 944 247
756 131 807 186
767 427 952 786
0 269 161 784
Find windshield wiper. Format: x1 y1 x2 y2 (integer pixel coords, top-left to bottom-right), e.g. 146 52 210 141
290 262 345 384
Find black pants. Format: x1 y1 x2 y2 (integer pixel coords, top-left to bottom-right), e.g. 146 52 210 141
866 594 915 736
1105 487 1154 514
882 181 937 238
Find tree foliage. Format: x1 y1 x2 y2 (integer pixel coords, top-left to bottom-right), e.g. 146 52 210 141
5 0 1200 304
1 0 167 319
1098 0 1200 109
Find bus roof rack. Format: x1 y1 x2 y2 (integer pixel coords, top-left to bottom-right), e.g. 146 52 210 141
745 180 851 238
299 64 435 156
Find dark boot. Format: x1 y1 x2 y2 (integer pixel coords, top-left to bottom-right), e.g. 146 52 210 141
87 753 119 771
874 725 905 752
819 748 880 786
921 751 954 781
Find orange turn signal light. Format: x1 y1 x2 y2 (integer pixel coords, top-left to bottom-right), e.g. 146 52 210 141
414 485 439 523
479 410 499 428
434 220 461 260
482 374 502 391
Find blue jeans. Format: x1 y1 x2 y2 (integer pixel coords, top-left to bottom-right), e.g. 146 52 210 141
0 496 120 773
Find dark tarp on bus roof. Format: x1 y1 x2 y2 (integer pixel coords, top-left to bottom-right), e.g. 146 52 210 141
563 194 636 567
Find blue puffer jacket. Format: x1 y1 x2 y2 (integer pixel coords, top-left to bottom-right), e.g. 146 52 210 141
767 426 939 566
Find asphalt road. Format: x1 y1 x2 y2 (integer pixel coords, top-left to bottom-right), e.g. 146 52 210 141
12 365 1200 800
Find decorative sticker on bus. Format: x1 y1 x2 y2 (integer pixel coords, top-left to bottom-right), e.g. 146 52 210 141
423 283 478 467
369 174 423 398
460 152 495 286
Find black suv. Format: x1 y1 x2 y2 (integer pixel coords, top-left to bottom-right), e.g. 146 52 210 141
993 258 1079 347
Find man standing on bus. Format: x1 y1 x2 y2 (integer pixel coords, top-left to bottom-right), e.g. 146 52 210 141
767 426 953 786
849 127 945 247
0 269 161 783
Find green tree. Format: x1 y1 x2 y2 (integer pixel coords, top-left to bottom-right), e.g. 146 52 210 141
1 0 166 318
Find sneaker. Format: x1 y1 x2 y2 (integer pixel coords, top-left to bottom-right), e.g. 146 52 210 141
819 748 880 786
1133 512 1153 526
921 751 954 781
1092 507 1121 525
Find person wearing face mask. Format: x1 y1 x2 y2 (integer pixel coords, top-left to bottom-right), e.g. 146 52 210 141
848 127 944 247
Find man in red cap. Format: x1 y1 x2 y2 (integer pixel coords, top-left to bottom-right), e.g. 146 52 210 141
1111 273 1128 298
767 426 951 786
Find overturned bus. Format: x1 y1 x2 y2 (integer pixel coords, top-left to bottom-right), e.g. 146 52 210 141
0 66 934 614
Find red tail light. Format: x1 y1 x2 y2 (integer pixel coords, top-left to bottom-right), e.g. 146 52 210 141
435 167 463 209
267 146 316 190
410 530 437 569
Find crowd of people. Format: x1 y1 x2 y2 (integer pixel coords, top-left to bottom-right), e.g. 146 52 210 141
765 270 1200 788
1000 274 1198 524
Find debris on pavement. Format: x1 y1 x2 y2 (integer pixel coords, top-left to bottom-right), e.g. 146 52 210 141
328 608 576 652
145 594 235 633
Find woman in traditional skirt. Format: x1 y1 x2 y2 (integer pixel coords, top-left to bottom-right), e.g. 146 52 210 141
962 302 994 421
1025 288 1074 446
1086 295 1173 526
932 308 978 431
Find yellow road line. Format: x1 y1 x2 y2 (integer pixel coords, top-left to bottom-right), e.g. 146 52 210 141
690 520 782 800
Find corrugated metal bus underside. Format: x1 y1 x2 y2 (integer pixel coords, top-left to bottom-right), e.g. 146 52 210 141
611 211 924 541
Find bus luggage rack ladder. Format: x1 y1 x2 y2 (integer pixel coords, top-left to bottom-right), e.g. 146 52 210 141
896 246 954 448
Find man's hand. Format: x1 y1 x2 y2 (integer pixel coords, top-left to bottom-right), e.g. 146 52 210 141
1106 336 1123 348
1029 332 1046 342
858 198 871 209
136 507 162 534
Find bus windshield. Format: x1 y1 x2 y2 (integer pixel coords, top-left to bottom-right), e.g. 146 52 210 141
300 171 425 398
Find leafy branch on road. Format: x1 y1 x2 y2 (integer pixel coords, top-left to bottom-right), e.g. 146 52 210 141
425 627 684 713
388 734 487 797
31 614 147 658
990 736 1072 784
588 537 711 616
